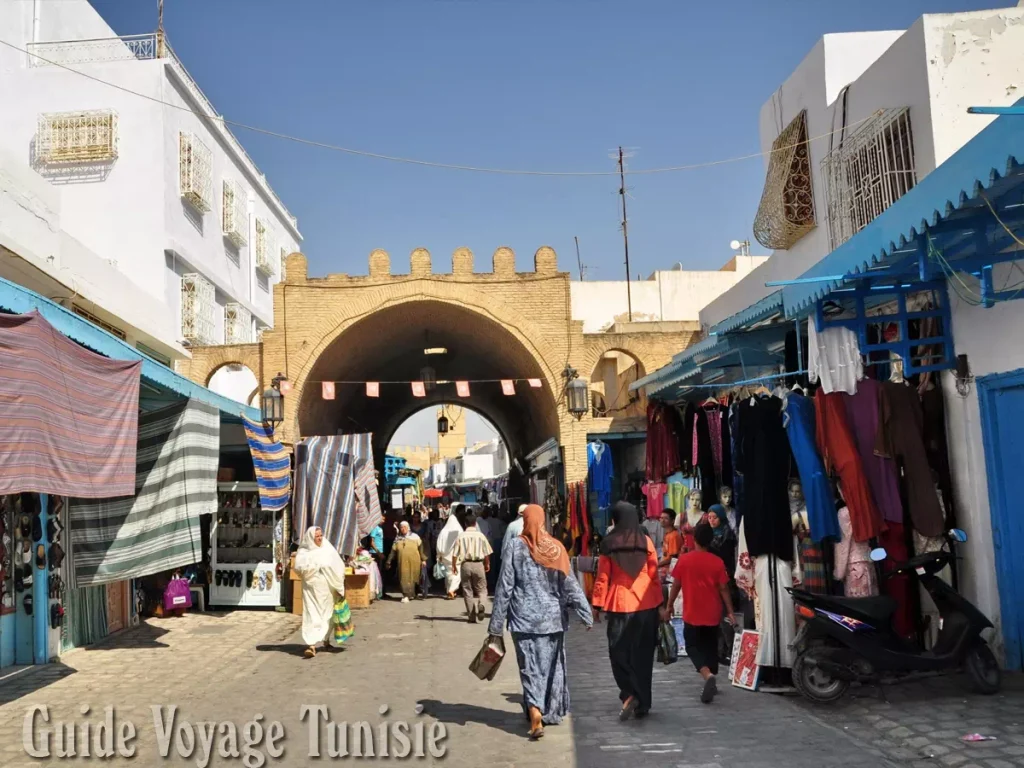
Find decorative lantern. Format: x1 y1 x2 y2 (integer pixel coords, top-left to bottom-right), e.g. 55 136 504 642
567 377 589 420
261 372 286 427
421 365 437 393
438 413 450 435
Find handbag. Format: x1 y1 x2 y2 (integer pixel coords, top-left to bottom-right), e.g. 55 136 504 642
469 635 506 681
657 621 679 665
162 578 193 611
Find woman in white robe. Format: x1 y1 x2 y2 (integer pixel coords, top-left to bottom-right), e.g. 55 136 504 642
435 514 463 598
293 526 348 658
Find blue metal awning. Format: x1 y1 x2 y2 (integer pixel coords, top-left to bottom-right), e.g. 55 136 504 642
783 99 1024 317
710 291 784 334
0 276 260 421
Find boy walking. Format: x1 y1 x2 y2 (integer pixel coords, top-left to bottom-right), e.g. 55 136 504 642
661 522 735 703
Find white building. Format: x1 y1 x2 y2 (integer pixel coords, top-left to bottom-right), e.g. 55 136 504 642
0 1 300 382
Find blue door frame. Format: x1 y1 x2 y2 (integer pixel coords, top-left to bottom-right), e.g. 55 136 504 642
978 368 1024 670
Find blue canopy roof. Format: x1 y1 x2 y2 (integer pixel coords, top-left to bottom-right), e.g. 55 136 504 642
710 291 784 335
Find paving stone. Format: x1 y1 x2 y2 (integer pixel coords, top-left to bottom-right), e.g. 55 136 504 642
940 755 969 766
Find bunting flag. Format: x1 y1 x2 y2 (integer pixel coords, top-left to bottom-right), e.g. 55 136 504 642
322 382 335 400
456 381 470 397
412 382 426 398
279 379 293 395
528 378 543 388
366 382 379 398
242 416 291 512
501 380 515 396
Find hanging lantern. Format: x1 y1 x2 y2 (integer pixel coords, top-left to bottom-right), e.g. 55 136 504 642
438 413 450 435
566 377 589 421
420 365 436 392
261 386 283 426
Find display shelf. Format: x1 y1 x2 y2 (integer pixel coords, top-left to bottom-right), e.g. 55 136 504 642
210 482 281 608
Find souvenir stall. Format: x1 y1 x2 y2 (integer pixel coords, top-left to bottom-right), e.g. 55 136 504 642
586 431 646 535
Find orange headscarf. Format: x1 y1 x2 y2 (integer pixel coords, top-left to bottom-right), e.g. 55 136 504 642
520 504 570 576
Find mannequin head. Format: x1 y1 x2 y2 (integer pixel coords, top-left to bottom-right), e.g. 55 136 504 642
687 490 702 511
788 480 804 507
720 486 733 508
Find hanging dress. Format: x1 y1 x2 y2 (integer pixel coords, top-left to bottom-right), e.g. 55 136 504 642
735 519 798 668
782 392 840 543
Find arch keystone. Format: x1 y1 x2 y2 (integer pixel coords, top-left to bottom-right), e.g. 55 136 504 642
410 248 432 277
534 246 557 275
492 246 515 277
369 249 391 278
284 252 308 282
452 247 474 275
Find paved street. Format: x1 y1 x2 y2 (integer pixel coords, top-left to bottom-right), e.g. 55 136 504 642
0 596 1021 767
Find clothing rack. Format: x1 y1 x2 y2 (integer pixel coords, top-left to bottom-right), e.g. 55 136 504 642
666 369 809 401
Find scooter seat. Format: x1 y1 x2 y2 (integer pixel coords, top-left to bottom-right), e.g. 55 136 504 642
825 595 898 625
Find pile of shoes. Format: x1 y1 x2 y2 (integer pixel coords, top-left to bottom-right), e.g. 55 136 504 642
47 497 66 630
0 496 12 611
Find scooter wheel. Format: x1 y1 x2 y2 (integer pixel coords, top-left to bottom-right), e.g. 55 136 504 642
964 641 1001 695
793 650 849 704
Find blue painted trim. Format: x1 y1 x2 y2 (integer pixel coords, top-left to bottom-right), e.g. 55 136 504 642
0 277 260 421
977 368 1024 670
32 496 49 665
968 106 1024 115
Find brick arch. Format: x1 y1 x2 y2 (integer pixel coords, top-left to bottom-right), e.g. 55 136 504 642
175 343 263 394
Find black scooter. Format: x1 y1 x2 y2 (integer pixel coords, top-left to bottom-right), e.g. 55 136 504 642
787 529 1001 703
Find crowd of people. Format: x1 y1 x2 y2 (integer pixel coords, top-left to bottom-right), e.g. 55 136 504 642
292 496 739 740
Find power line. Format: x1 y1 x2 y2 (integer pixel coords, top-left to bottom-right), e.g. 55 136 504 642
2 36 882 178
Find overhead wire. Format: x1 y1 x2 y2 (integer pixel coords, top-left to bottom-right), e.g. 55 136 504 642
2 36 882 178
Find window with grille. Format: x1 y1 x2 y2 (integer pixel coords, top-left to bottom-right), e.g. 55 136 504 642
37 110 118 164
224 302 252 344
222 179 248 246
753 110 816 250
181 273 216 345
72 304 126 339
822 108 917 249
254 218 274 276
179 131 212 213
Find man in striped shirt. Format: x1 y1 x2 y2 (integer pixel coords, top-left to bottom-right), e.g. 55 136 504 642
452 513 493 623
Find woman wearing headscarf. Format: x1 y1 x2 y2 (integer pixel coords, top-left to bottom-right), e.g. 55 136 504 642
592 501 663 720
387 521 427 603
488 505 593 740
292 527 352 658
435 512 464 599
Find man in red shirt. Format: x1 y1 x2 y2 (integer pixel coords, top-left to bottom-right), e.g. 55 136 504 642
661 522 736 704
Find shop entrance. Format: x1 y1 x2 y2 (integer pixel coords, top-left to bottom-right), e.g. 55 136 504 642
978 368 1024 670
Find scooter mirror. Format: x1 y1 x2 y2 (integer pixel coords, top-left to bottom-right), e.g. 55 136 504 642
951 528 968 543
869 547 888 562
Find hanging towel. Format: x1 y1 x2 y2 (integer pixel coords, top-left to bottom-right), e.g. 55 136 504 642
293 434 383 556
67 399 219 588
0 310 140 498
242 416 291 512
807 319 863 395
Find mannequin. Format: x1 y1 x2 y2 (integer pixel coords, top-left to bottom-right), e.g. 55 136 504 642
790 480 826 594
834 485 878 598
719 485 737 533
681 489 703 551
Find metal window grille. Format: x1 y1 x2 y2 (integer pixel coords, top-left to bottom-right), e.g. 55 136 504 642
753 110 816 250
822 108 917 250
181 273 216 345
37 110 118 164
222 178 248 247
224 302 252 344
255 218 275 276
72 304 126 340
179 131 212 213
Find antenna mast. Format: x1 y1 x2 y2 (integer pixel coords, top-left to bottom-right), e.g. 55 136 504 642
574 236 585 281
618 146 633 321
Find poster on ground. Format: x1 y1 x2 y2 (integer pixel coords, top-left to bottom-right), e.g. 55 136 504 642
730 630 760 690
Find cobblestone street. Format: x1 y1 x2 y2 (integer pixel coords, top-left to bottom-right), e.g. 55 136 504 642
0 597 1021 767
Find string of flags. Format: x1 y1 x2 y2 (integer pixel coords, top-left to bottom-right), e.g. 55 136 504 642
317 378 544 401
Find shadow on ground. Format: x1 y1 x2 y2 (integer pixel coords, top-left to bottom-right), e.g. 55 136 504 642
0 663 76 706
418 698 529 738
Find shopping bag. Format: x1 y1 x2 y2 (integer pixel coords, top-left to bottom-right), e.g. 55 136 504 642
657 621 679 665
162 578 192 611
469 635 506 681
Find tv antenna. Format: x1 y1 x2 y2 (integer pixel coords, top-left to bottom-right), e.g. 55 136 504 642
574 236 591 281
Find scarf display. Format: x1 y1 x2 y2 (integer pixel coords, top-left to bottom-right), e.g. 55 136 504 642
242 416 291 512
520 504 570 576
600 501 648 579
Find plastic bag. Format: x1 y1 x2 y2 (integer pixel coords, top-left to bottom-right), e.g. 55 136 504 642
162 578 192 611
657 621 679 665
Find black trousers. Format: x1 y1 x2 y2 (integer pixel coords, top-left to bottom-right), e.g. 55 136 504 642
683 623 720 675
605 607 660 713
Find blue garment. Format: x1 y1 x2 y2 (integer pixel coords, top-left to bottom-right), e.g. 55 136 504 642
783 393 841 543
588 442 613 509
502 516 524 553
369 525 384 554
488 538 592 636
512 631 570 725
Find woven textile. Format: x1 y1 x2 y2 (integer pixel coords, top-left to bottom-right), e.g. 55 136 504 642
0 310 140 498
293 434 383 556
242 416 291 512
68 399 219 587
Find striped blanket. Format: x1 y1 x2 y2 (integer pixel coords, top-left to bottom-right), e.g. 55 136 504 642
242 417 291 512
293 434 382 556
68 399 220 588
0 310 140 498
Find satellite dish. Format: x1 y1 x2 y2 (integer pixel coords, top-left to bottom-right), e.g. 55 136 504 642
730 239 742 251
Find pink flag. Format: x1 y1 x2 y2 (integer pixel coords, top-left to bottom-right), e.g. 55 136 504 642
412 381 426 398
366 382 379 398
528 378 542 388
501 380 515 396
279 379 293 395
322 382 335 400
456 381 470 397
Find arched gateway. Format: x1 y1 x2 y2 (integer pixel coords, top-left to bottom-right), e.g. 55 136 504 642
178 246 697 481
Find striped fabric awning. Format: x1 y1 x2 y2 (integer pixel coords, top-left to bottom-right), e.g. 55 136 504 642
293 433 383 556
67 399 220 588
0 310 141 498
242 416 291 512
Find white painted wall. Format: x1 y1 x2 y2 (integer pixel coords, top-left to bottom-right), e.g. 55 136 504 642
572 255 767 333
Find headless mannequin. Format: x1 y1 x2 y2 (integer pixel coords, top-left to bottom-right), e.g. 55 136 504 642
833 485 878 598
790 480 827 594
